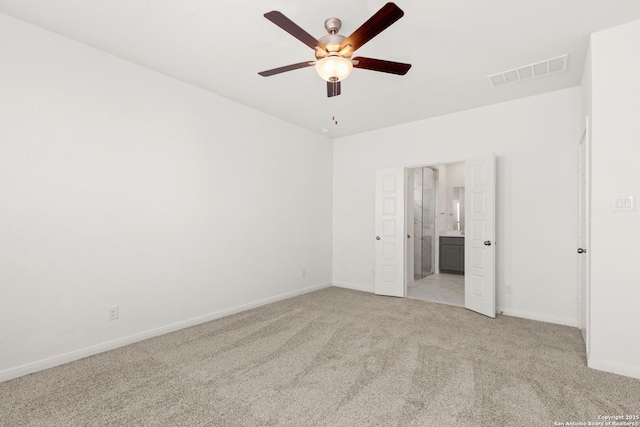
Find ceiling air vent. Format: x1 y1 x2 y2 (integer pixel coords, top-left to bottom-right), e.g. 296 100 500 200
488 54 568 88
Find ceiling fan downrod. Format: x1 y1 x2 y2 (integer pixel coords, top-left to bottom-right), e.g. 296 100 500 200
324 17 341 35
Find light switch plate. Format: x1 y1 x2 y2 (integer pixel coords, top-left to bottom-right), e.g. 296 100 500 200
613 195 636 212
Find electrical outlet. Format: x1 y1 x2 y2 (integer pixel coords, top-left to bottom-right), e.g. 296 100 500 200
108 305 119 321
505 285 513 294
300 269 306 278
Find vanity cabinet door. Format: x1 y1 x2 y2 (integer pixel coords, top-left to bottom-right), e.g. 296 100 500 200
440 237 465 274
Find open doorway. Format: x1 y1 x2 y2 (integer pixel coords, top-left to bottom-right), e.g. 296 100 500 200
375 153 495 317
405 162 465 307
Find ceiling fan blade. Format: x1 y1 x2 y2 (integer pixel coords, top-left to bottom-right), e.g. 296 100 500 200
352 57 411 75
258 61 314 77
327 80 341 97
264 11 326 51
340 3 404 52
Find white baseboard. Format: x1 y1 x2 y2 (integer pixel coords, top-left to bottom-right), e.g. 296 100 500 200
0 282 331 383
332 282 374 293
498 307 578 328
333 287 578 329
588 357 640 380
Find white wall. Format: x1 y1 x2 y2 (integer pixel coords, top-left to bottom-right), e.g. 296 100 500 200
333 87 581 326
0 14 333 381
587 19 640 379
445 163 465 188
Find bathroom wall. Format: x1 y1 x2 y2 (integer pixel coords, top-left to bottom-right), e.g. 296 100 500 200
446 163 465 232
435 162 464 235
446 163 465 187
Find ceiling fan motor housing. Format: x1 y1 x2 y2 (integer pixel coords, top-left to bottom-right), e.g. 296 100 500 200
315 17 350 59
316 34 348 59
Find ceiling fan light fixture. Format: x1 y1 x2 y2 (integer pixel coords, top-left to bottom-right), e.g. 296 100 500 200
315 56 353 82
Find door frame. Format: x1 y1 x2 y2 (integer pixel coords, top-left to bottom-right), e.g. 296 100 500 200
405 169 415 287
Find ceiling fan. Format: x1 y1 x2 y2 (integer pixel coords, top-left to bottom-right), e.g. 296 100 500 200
258 2 412 97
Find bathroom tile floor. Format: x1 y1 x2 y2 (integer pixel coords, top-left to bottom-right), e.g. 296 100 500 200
407 273 465 307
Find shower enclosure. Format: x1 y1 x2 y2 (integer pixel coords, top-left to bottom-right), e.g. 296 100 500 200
413 167 438 280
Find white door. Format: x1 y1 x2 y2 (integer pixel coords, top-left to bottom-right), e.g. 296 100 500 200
578 119 590 354
375 168 405 297
464 153 496 318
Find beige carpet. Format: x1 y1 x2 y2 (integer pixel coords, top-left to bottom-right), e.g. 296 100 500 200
1 287 639 426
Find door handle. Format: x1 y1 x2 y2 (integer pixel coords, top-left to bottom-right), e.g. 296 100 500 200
407 234 411 239
376 236 381 240
484 241 492 246
577 248 586 254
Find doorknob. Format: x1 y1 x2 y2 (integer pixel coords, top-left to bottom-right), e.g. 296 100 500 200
376 236 381 240
407 234 411 239
484 241 492 246
577 248 586 254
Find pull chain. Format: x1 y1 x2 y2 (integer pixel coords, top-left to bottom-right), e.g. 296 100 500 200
331 92 338 125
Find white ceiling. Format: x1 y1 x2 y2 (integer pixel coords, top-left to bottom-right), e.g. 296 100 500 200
2 1 640 138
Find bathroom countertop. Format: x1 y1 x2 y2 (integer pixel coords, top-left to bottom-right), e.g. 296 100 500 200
440 232 465 237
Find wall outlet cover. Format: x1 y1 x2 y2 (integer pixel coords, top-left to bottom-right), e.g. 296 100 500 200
108 305 119 321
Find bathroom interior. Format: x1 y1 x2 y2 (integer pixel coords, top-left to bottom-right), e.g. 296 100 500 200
406 162 465 307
